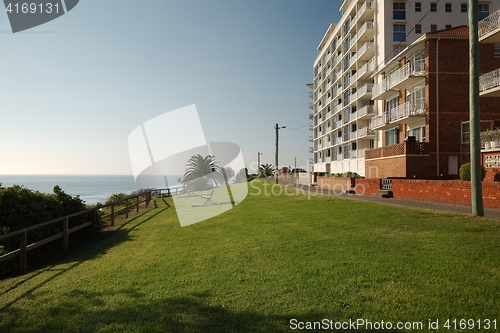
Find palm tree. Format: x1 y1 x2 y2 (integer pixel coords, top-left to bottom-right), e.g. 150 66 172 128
182 154 222 186
259 163 275 178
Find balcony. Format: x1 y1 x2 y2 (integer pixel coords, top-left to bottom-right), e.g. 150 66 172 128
309 103 314 110
479 68 500 97
358 42 374 61
371 100 427 130
309 136 314 142
390 60 426 90
309 113 314 120
358 126 375 138
358 59 375 80
309 147 314 153
309 126 313 131
357 21 374 42
357 1 374 22
357 83 373 99
357 105 375 119
365 142 430 160
372 77 398 100
308 91 314 99
479 10 500 43
349 131 357 140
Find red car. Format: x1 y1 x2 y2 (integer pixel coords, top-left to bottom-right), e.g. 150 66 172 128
279 167 291 174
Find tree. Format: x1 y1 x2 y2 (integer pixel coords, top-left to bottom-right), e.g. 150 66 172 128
234 168 248 183
259 163 275 178
182 154 222 186
221 166 235 184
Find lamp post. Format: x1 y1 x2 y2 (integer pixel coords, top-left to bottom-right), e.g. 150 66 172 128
257 152 263 176
275 123 286 184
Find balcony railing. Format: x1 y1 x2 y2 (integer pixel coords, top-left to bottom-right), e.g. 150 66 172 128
479 68 500 93
370 114 386 128
388 60 425 88
478 10 500 39
387 99 426 122
357 83 373 97
358 105 375 117
365 142 430 160
358 127 374 137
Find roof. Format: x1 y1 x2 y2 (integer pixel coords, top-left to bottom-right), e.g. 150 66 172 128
427 25 469 36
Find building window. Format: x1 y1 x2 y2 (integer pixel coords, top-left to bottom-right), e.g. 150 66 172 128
446 24 452 29
406 126 426 142
385 128 400 146
445 3 452 12
393 2 406 20
431 2 437 12
393 24 406 42
415 2 421 12
494 44 500 58
478 4 490 20
431 24 437 32
461 3 467 12
415 24 422 34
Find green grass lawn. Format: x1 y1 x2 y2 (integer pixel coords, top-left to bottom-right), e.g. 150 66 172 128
1 180 499 332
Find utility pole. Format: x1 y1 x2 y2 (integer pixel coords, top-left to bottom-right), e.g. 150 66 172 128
469 0 484 216
275 123 286 184
257 152 262 176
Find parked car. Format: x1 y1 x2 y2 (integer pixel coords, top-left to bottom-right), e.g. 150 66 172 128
279 167 290 174
291 168 307 173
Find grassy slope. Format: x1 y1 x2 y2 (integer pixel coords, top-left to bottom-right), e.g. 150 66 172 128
0 180 499 332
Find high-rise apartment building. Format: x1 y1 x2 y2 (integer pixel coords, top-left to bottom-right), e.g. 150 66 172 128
310 0 499 176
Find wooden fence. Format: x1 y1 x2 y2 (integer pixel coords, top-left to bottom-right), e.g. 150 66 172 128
0 188 171 275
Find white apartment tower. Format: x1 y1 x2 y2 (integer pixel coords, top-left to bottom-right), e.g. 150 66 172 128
310 0 496 176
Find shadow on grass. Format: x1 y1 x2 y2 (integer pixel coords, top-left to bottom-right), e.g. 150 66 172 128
0 202 172 310
0 288 399 333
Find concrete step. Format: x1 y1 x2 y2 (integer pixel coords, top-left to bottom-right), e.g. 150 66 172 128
372 189 393 198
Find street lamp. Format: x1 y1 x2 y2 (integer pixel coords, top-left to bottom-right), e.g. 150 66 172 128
257 152 263 176
275 123 286 184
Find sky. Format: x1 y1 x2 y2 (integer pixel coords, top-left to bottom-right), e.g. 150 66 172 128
0 0 343 175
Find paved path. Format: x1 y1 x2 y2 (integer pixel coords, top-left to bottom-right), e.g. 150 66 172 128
274 179 500 220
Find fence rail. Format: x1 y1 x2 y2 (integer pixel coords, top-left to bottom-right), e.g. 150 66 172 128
0 188 171 275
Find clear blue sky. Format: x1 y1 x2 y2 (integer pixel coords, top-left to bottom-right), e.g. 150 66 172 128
0 0 342 175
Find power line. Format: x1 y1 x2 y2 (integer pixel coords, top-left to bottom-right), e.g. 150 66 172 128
283 122 313 131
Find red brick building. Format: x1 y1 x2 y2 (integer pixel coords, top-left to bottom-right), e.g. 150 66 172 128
365 26 500 179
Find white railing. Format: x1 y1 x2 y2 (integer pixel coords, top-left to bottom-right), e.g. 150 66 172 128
357 148 367 157
358 105 375 117
358 127 374 137
372 77 392 97
388 60 425 89
357 21 374 38
479 68 500 92
357 1 374 19
388 99 426 122
371 114 387 128
350 131 358 140
479 10 500 38
358 42 374 57
357 83 373 97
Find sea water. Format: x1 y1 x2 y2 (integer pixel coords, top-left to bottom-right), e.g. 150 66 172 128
0 175 182 205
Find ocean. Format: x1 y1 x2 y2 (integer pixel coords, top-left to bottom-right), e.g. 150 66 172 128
0 175 182 206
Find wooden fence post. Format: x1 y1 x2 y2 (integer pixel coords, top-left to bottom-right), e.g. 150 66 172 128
136 195 139 213
111 204 115 226
92 209 97 236
146 191 150 208
20 230 27 275
63 217 69 251
125 199 129 218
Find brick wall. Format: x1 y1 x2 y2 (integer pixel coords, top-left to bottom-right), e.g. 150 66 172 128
390 179 500 209
317 177 380 195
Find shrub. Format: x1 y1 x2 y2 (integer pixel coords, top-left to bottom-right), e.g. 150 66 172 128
459 162 486 181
